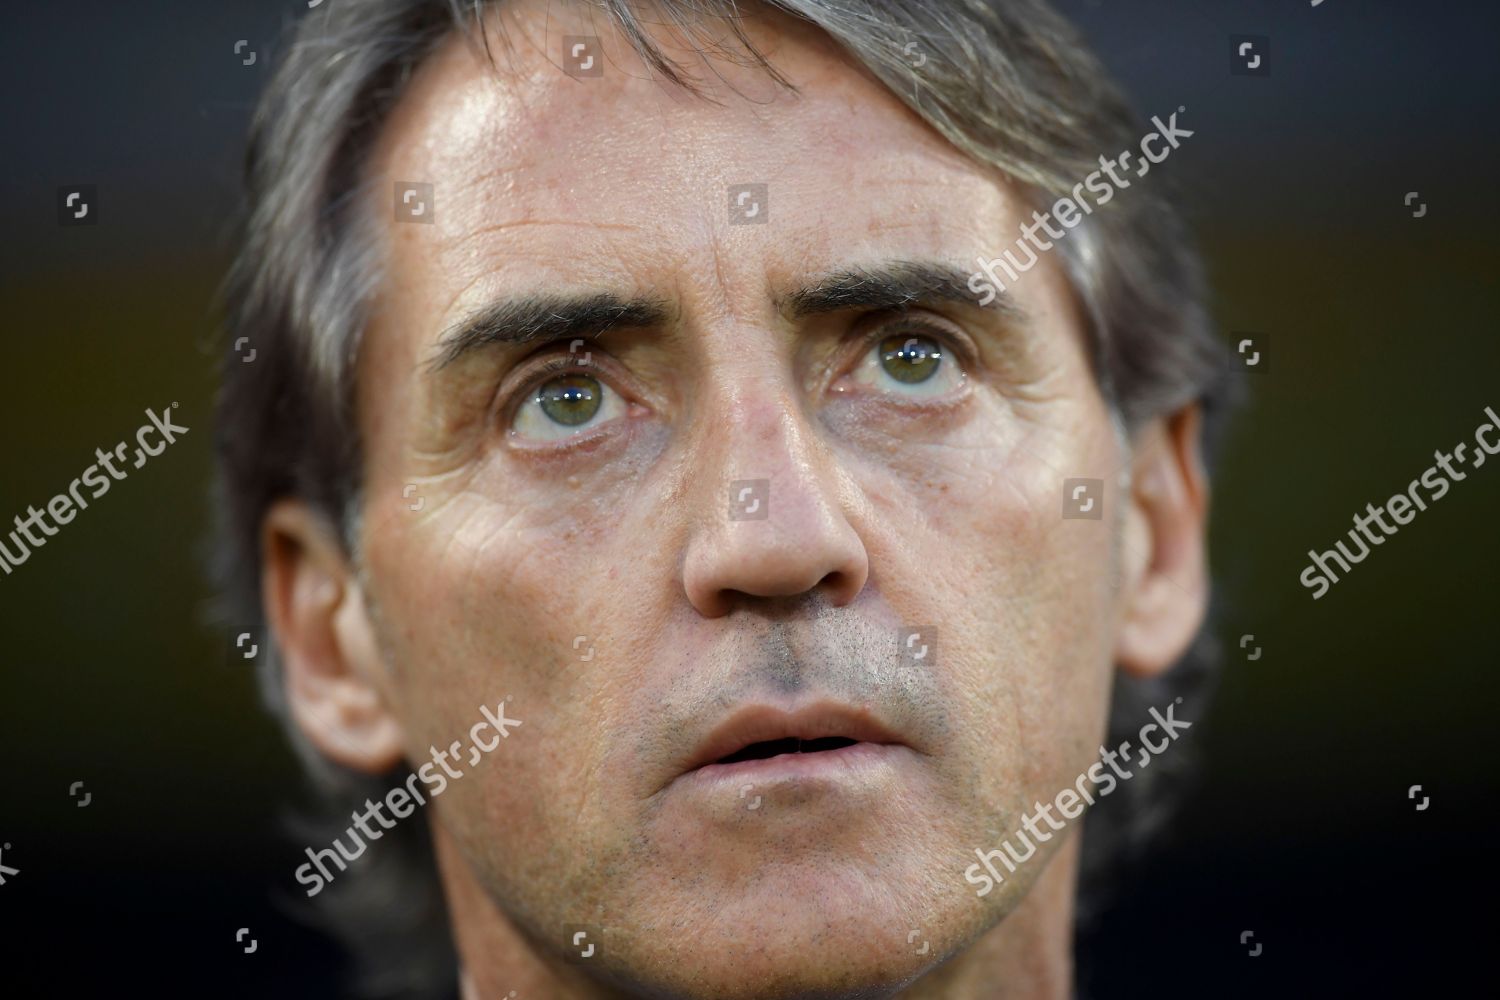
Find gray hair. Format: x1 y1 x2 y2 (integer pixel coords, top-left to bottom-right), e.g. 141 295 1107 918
214 1 1233 995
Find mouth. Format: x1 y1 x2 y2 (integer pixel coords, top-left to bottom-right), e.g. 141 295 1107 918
673 702 911 786
716 735 862 765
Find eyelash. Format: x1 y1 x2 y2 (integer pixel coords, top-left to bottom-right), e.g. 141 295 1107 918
519 353 599 389
506 353 610 407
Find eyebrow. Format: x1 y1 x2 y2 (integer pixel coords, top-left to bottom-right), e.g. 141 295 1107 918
430 293 671 371
778 260 1026 321
430 261 1022 372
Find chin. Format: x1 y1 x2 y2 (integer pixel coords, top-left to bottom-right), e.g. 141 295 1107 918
598 862 966 1000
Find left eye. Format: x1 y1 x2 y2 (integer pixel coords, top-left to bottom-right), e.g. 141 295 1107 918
850 333 962 397
511 371 626 442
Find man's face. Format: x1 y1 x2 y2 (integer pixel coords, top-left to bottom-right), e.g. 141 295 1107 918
353 4 1126 995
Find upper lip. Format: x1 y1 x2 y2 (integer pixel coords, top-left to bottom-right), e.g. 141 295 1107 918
676 701 910 776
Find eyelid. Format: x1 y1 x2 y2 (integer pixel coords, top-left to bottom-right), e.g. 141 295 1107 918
496 348 620 429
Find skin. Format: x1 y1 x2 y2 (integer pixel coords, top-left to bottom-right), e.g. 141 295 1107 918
262 3 1209 998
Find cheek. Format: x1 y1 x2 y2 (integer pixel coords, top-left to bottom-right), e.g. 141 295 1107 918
360 505 599 884
371 415 668 631
359 456 666 797
852 395 1118 796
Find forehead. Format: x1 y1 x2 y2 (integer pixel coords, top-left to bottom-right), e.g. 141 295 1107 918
365 5 1023 315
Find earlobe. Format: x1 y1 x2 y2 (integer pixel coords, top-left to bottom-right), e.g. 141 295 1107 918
1115 406 1210 679
262 499 405 773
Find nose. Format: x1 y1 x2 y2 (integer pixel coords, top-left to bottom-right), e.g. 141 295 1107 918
682 394 869 618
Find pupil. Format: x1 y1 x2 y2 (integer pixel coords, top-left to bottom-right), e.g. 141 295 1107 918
881 335 941 384
537 374 602 426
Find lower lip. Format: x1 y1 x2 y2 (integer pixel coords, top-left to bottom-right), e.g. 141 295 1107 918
679 741 906 789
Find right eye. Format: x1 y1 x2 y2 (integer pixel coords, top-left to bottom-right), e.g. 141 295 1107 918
845 329 965 400
511 372 625 442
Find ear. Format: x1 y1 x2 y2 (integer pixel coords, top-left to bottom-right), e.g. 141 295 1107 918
261 499 404 773
1115 405 1210 679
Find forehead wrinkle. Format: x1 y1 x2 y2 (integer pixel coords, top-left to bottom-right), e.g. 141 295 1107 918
437 217 651 264
425 233 660 334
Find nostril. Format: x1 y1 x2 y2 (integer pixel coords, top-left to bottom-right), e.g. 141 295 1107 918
681 481 869 617
817 569 861 606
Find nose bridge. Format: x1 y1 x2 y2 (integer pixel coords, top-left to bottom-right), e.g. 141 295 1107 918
685 373 799 537
708 367 829 520
681 371 869 617
726 380 808 483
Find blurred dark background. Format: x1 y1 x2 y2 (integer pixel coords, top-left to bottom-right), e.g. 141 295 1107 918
1 0 1495 996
